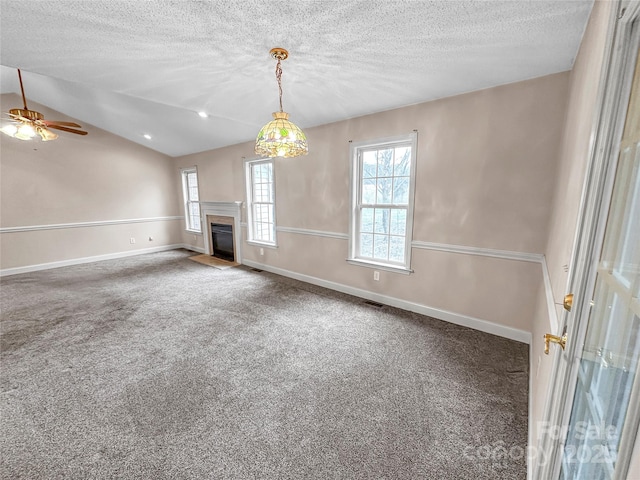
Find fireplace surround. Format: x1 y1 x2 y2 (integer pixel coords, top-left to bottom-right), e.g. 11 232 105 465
199 201 243 263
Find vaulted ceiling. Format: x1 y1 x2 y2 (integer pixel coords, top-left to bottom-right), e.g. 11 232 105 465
0 0 594 157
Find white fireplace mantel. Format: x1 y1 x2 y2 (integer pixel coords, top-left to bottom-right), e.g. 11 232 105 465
199 201 243 262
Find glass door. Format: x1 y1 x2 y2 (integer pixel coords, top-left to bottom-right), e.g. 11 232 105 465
560 44 640 480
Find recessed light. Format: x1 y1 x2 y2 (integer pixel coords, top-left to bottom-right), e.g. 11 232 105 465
198 111 208 118
143 134 152 140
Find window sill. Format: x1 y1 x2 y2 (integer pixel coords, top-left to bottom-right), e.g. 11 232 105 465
185 229 202 235
346 258 413 275
247 240 278 249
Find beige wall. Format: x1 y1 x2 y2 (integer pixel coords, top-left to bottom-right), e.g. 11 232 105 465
529 0 614 462
0 94 182 271
176 71 570 337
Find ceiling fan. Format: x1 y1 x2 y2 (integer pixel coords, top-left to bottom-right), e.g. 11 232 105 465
1 69 88 141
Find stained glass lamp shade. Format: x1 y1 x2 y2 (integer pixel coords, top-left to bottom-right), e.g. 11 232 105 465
255 111 308 158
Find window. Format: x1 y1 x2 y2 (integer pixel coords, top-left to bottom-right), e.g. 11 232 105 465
245 158 276 245
349 133 417 272
181 167 201 233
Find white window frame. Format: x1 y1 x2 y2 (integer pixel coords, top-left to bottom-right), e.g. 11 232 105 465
181 167 201 233
245 158 277 246
348 132 418 274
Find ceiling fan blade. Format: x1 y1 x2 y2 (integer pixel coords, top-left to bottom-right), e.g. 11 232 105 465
37 126 58 141
42 120 83 128
46 124 88 135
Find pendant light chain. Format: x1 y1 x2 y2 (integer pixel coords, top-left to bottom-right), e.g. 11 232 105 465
275 58 284 113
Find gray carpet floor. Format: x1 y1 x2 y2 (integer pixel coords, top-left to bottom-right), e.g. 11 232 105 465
0 249 528 479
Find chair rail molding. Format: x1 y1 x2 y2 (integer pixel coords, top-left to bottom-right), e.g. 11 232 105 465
0 216 183 233
276 226 349 240
411 240 543 263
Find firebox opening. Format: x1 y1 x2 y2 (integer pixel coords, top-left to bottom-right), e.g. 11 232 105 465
211 223 234 262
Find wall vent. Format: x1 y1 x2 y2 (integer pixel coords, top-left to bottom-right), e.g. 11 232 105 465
363 300 384 308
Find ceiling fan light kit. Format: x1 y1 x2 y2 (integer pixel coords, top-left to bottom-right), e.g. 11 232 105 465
2 69 88 142
255 48 308 158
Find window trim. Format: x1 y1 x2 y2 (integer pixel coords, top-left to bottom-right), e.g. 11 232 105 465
245 157 277 246
348 132 418 273
181 166 201 234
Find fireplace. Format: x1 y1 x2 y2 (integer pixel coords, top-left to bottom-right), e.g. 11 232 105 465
211 223 234 261
199 202 243 263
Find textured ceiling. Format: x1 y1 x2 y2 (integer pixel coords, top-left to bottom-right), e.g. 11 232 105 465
0 0 594 157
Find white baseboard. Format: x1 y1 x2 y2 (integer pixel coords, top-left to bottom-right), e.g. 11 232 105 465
528 342 534 479
0 244 188 277
242 259 532 344
181 244 205 254
0 244 532 345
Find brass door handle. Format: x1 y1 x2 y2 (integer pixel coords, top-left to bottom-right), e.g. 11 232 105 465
564 293 574 311
544 333 567 354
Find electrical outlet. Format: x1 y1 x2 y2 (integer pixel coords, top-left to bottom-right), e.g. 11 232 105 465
373 271 380 281
260 247 264 256
130 237 136 244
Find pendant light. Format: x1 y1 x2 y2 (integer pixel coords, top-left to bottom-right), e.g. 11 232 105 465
255 48 308 158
